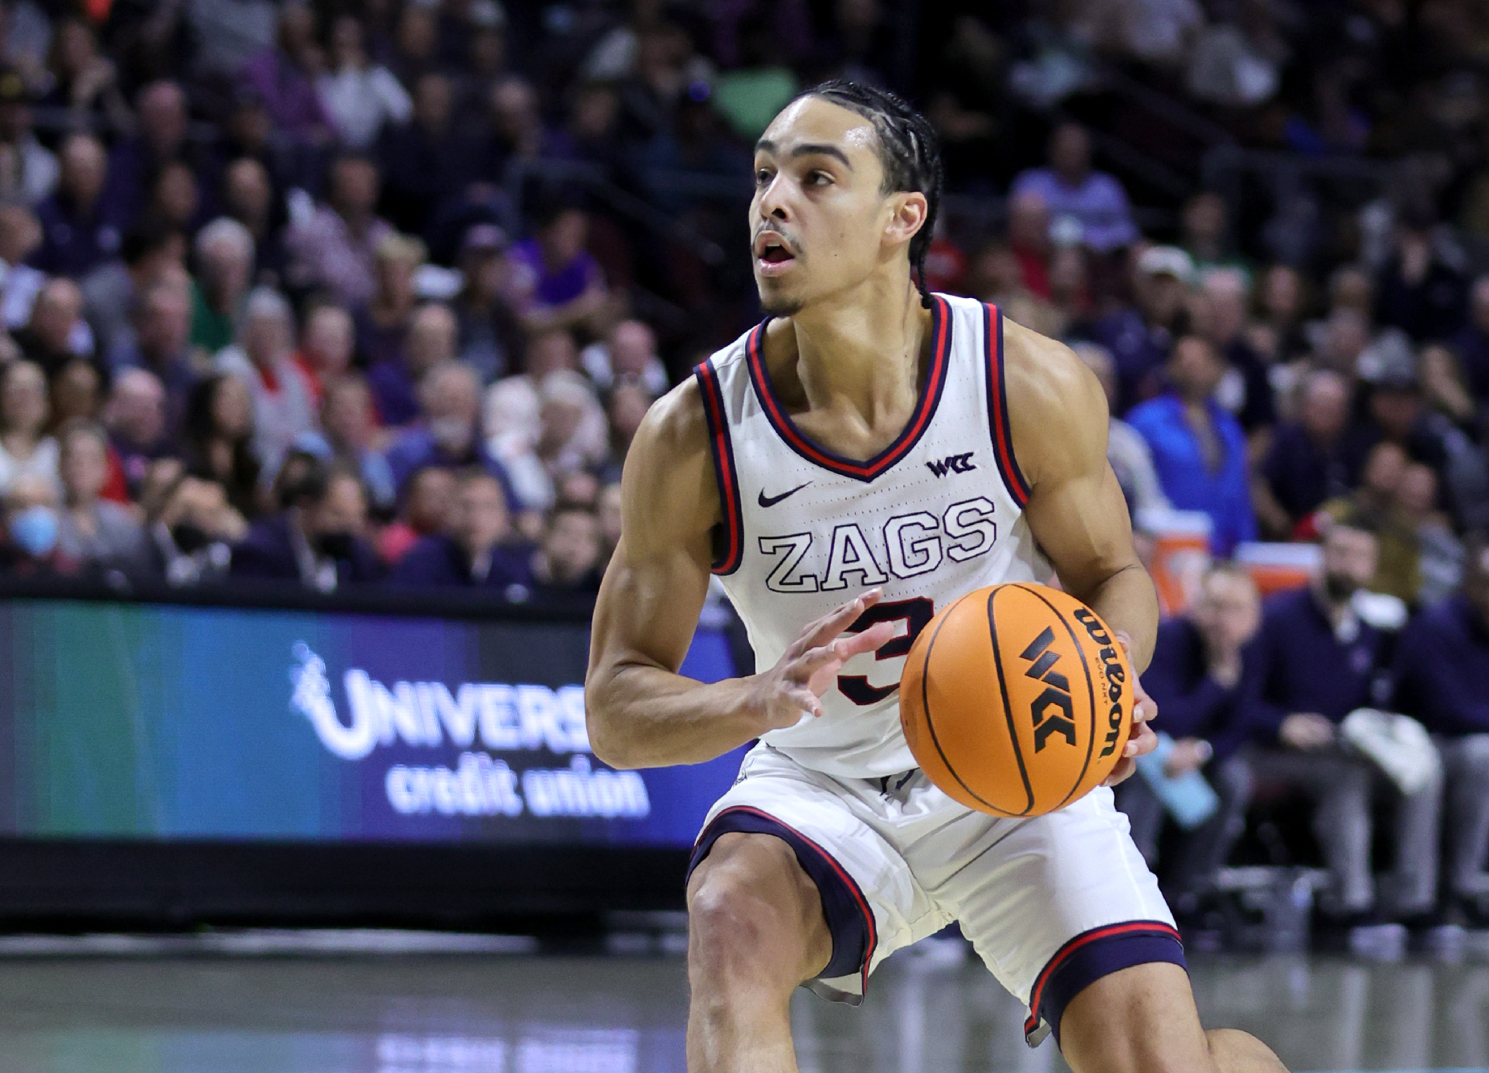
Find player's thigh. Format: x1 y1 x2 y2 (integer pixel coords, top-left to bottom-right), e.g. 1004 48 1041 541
1058 962 1213 1073
686 830 833 988
920 786 1178 1045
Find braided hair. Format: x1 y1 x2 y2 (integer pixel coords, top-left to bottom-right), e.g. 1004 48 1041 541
794 80 944 309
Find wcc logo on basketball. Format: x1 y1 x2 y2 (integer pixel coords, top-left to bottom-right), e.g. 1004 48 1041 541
1018 628 1076 753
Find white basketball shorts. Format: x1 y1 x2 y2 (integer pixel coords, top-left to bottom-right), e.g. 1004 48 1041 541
687 743 1180 1047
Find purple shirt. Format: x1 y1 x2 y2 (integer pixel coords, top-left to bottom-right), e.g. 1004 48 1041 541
242 49 331 137
1009 168 1139 253
508 239 602 311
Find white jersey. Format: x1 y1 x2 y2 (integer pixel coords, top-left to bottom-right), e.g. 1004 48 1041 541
694 293 1053 779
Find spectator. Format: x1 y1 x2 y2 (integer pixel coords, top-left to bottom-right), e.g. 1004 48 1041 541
49 357 101 429
182 374 261 519
143 161 203 239
143 471 246 588
1180 192 1243 275
0 202 44 332
1115 566 1261 911
377 464 456 566
14 277 89 376
0 471 69 576
357 232 425 378
1074 342 1169 517
1197 266 1274 437
378 72 481 239
536 369 609 484
40 17 132 135
1236 517 1441 922
215 287 316 476
1450 275 1489 405
1253 263 1311 366
1092 245 1194 413
1392 534 1489 924
183 0 277 78
453 224 522 384
530 504 603 597
1376 204 1470 343
83 222 186 360
0 359 56 496
33 133 122 279
221 158 285 288
391 469 533 591
108 279 199 434
1254 368 1354 538
1010 123 1139 254
1417 343 1475 429
191 217 255 356
240 1 332 141
1318 442 1419 603
0 64 57 206
55 419 147 578
384 358 510 494
1127 334 1256 556
316 15 412 151
1397 462 1464 605
1005 189 1051 299
581 318 670 396
284 154 394 310
293 374 396 515
101 367 171 499
293 304 354 405
230 454 380 591
604 380 653 477
368 299 454 429
104 80 194 230
507 198 612 337
485 372 549 514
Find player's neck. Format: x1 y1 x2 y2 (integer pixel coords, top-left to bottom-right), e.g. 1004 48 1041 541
785 279 931 420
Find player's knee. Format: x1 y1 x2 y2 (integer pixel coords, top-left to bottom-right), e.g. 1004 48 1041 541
686 844 823 992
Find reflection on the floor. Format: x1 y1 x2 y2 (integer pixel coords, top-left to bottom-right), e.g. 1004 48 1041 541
0 949 1484 1072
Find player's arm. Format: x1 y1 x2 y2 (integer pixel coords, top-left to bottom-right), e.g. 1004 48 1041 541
585 380 893 770
1004 322 1160 781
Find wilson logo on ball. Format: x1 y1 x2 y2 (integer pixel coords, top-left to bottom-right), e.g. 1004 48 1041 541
1073 608 1127 759
1019 627 1077 752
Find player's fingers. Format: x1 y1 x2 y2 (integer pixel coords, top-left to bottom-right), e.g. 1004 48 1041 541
1124 718 1158 759
1103 756 1136 787
833 620 896 659
785 688 823 718
797 589 882 649
1131 692 1157 726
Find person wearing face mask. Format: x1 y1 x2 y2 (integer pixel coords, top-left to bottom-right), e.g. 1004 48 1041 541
229 451 382 592
0 471 72 576
390 469 533 593
384 358 515 503
143 470 247 588
1235 517 1443 930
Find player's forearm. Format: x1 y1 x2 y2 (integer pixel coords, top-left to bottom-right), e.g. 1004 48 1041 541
585 662 767 770
1075 563 1160 673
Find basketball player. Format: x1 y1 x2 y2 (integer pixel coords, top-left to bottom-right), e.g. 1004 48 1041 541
586 82 1287 1073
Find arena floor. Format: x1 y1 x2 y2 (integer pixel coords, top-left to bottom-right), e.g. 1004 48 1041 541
0 941 1482 1072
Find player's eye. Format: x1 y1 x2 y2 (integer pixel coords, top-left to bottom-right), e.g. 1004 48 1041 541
805 171 831 186
754 167 773 186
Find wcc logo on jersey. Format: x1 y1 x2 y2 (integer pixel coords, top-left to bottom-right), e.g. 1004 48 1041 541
926 452 977 478
1019 627 1077 752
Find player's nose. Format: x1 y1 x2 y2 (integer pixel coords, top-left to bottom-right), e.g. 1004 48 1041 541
755 175 792 222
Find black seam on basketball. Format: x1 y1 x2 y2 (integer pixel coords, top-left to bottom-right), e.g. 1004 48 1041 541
1012 584 1098 808
918 591 1007 815
986 586 1036 815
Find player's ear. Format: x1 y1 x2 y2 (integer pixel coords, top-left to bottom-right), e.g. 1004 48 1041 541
884 191 928 251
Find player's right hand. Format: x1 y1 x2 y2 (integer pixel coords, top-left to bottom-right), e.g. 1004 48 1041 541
746 589 898 732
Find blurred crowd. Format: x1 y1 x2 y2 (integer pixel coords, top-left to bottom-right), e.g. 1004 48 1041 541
0 0 1487 934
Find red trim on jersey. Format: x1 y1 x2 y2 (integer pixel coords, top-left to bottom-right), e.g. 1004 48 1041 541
983 303 1031 507
693 359 744 575
745 296 953 483
701 805 879 995
1022 921 1182 1037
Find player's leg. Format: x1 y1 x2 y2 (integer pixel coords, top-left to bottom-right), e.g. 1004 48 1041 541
1058 962 1287 1073
1442 735 1489 903
685 831 832 1073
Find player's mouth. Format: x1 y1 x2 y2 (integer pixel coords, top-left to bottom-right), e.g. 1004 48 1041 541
754 231 797 276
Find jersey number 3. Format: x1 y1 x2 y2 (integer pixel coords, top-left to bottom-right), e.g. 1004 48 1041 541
837 597 935 705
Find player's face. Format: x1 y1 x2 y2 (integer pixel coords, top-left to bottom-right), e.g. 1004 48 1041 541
750 98 899 315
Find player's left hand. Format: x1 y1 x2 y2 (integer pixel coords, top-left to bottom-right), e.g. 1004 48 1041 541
1103 630 1157 788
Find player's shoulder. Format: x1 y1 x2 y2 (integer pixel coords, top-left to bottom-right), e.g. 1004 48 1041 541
996 312 1102 414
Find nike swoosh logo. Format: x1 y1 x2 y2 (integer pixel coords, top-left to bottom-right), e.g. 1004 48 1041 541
758 481 812 508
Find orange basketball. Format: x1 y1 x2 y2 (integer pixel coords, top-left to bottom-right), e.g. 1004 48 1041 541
899 583 1134 817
